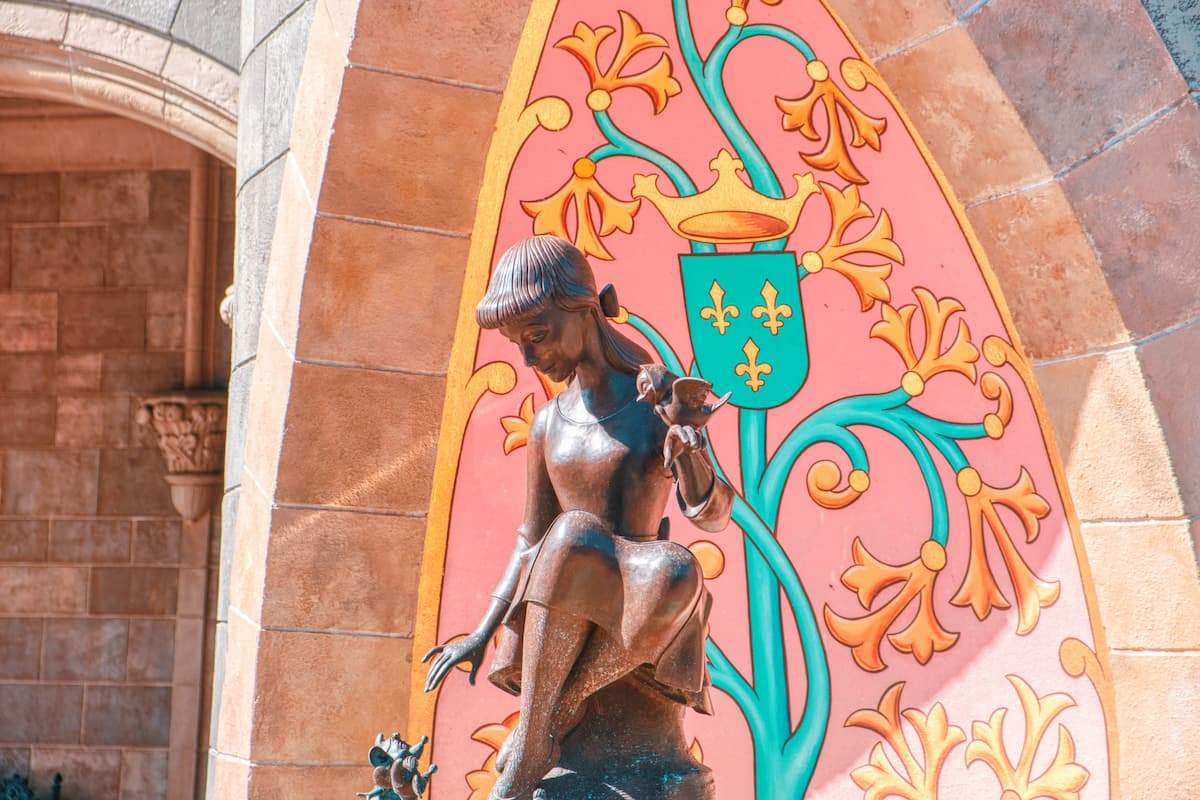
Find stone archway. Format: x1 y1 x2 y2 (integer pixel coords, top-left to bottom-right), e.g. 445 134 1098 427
210 0 1200 797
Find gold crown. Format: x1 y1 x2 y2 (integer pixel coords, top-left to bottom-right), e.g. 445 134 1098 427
631 150 817 245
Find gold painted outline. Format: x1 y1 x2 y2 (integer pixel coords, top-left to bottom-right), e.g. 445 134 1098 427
815 2 1120 793
407 1 1121 796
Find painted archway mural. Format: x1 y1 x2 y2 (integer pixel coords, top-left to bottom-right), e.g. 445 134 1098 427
411 1 1118 798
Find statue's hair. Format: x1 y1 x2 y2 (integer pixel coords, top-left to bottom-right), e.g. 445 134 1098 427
476 236 651 375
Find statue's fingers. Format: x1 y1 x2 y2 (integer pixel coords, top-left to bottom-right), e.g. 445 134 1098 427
421 645 444 663
663 438 676 469
468 661 480 685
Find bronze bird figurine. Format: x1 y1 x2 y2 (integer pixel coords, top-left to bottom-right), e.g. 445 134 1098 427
636 365 731 429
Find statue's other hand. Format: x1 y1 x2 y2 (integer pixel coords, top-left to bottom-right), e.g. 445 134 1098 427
421 632 487 692
663 424 706 469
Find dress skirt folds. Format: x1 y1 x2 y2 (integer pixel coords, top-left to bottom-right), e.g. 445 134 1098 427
488 483 733 715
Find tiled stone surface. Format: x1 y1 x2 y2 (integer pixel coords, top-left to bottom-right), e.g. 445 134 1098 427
0 748 30 778
1139 320 1200 515
121 749 169 800
0 292 56 351
247 765 362 800
100 352 184 392
829 0 955 58
297 219 467 372
275 363 443 511
967 0 1188 170
1082 521 1200 650
171 0 241 69
11 224 106 289
42 618 129 680
320 69 501 230
0 173 59 222
0 619 42 679
60 171 151 222
107 223 189 288
0 354 55 392
2 449 100 515
128 619 176 682
60 289 146 352
89 567 179 616
83 686 172 746
30 748 122 800
262 4 315 164
1144 0 1200 89
0 395 55 445
133 519 183 564
1034 349 1183 521
351 0 531 88
0 684 83 743
1111 652 1200 795
1063 101 1200 339
71 0 182 33
251 630 412 762
967 181 1129 358
877 25 1051 204
98 449 175 516
55 394 133 447
49 519 131 562
0 519 48 561
262 508 425 633
232 156 286 366
0 566 87 614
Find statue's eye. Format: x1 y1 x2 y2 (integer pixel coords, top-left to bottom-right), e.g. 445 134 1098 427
528 331 547 343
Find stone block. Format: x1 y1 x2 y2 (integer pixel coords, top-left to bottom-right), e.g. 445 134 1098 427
1081 521 1200 649
215 610 259 760
0 3 65 41
56 394 134 448
0 292 56 352
65 12 171 73
127 618 176 682
1140 319 1200 514
251 630 412 762
262 3 315 163
90 566 179 615
252 0 309 48
1111 652 1200 796
825 0 954 58
60 171 151 222
42 618 129 681
247 765 363 800
83 686 172 746
1063 101 1200 338
162 43 238 116
49 519 131 562
321 69 501 231
968 0 1187 170
231 157 285 366
11 224 106 289
106 223 189 288
0 354 54 392
57 353 102 391
0 225 8 288
967 181 1128 359
171 0 240 68
0 566 87 614
59 289 147 352
1 449 100 515
352 0 529 88
217 488 239 618
298 218 467 373
0 748 29 780
0 519 47 561
223 361 253 492
71 0 181 33
877 25 1051 204
121 749 168 800
0 394 55 445
1144 0 1200 89
275 363 442 512
149 171 190 224
181 515 209 567
0 619 41 679
1033 349 1184 521
134 519 182 563
97 448 175 516
31 748 121 800
237 44 267 182
147 289 186 351
0 173 59 223
263 507 424 635
101 352 184 392
177 568 207 618
0 684 83 743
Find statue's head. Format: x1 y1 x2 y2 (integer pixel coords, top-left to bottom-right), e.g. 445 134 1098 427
476 236 650 380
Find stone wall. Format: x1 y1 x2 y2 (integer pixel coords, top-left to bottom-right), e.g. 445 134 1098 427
0 99 232 800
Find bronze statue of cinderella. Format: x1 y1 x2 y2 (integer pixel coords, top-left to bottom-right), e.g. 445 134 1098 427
424 236 732 800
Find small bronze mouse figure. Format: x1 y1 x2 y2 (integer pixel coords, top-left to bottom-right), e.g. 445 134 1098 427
358 733 437 800
636 365 731 429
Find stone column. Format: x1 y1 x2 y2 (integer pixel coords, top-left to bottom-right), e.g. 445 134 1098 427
136 393 226 800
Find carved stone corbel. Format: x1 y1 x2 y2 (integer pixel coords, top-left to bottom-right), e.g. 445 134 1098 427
135 392 227 521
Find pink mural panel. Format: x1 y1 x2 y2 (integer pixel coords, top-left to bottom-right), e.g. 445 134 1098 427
412 2 1115 798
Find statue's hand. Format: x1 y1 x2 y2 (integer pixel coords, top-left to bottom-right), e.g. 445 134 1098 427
664 424 706 469
421 632 488 692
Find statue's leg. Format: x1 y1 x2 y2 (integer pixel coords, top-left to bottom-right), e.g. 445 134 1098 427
550 628 636 736
490 602 589 800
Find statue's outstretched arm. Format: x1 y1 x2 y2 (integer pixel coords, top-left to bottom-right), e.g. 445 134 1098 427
668 425 733 533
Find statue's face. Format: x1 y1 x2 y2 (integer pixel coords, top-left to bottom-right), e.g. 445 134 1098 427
499 304 587 383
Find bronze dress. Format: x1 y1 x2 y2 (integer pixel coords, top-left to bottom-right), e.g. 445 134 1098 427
488 393 733 714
